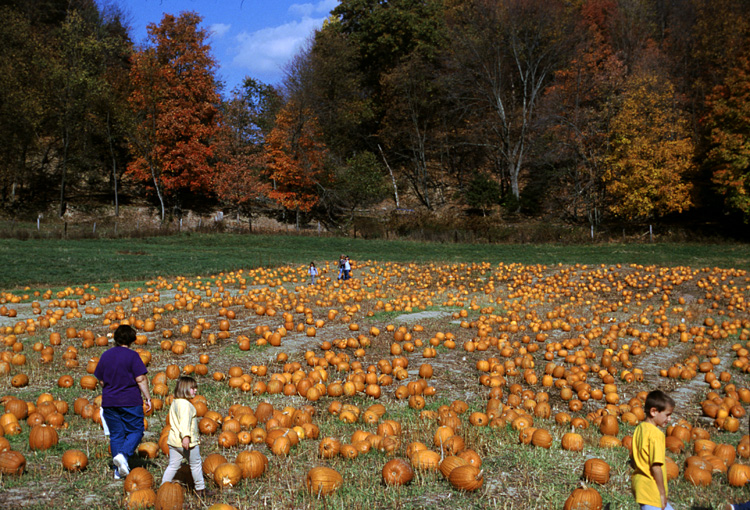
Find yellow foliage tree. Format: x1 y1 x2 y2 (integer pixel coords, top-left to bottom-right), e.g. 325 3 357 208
604 72 695 221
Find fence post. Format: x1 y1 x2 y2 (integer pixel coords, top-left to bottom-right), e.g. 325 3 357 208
590 224 594 241
649 225 653 243
93 222 96 234
37 216 40 231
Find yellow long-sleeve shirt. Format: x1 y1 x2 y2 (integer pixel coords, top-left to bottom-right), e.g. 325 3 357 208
167 398 200 449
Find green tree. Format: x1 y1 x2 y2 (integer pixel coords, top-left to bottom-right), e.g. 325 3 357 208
464 173 501 216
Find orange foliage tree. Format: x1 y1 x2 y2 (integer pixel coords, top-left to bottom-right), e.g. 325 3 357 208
542 0 625 224
264 103 328 227
603 70 695 221
704 51 750 220
127 12 222 222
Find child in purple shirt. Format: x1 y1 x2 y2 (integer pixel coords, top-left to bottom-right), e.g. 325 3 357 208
94 324 151 479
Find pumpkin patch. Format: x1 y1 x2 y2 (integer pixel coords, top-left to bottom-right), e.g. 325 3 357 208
0 259 749 508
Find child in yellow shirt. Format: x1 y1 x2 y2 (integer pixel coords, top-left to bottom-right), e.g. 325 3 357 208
161 376 210 497
631 389 675 510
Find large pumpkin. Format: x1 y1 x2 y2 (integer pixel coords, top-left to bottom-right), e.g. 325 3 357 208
684 465 712 486
305 466 343 497
124 467 155 494
728 463 750 487
236 450 267 479
583 459 610 485
0 450 26 475
203 453 228 477
155 481 184 510
214 462 242 489
448 464 483 491
29 424 58 450
123 488 157 509
382 458 414 486
563 486 603 510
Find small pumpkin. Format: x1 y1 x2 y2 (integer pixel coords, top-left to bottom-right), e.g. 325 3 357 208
562 432 584 452
214 462 242 489
62 449 88 472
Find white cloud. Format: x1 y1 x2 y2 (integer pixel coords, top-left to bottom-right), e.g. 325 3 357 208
231 16 325 84
289 0 338 18
210 23 231 38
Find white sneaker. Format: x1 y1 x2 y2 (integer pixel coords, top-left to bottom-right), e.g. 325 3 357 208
114 467 122 480
113 454 130 477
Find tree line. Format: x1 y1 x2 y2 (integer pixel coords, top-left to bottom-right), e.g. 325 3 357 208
1 0 749 232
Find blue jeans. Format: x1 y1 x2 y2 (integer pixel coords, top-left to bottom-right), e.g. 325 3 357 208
732 502 750 510
103 406 144 460
641 504 675 510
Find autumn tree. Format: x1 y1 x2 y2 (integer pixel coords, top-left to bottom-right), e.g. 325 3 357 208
213 78 280 228
540 0 626 225
127 12 222 222
264 103 329 228
444 0 576 205
0 6 47 206
604 70 694 221
704 51 750 220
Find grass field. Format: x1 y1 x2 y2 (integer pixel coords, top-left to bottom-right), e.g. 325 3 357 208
0 234 749 510
1 232 749 288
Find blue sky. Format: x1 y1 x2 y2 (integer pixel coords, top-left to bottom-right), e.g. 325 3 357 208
122 0 339 94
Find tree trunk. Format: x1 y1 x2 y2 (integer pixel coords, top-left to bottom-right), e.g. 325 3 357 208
59 126 70 218
106 111 119 217
149 160 165 223
378 144 400 208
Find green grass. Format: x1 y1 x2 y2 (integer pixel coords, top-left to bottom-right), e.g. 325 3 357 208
0 232 749 288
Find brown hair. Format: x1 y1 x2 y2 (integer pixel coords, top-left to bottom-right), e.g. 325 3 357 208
114 324 136 346
644 390 675 414
174 376 197 399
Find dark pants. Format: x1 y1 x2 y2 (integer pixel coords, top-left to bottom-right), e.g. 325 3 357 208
103 406 144 459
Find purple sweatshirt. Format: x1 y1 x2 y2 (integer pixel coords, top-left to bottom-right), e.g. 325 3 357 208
94 346 148 407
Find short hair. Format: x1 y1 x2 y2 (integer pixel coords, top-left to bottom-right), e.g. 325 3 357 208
114 324 136 346
644 390 675 413
174 376 197 399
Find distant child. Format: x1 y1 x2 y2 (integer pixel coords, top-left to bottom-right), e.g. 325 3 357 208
308 262 318 285
631 390 675 510
161 377 210 497
343 256 351 280
337 254 345 280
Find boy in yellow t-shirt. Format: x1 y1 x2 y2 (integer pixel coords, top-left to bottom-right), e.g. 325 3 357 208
631 390 675 510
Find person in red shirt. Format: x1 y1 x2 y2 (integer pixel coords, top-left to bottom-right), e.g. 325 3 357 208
95 324 151 480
